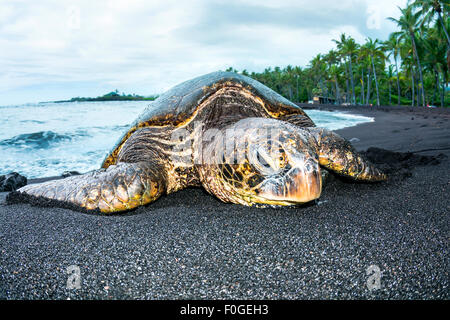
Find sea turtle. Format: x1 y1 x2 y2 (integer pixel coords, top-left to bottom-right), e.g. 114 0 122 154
12 71 386 213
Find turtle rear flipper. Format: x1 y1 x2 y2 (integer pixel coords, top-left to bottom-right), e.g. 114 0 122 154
8 162 166 213
308 128 387 182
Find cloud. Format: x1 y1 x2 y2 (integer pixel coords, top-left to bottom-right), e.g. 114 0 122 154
0 0 407 105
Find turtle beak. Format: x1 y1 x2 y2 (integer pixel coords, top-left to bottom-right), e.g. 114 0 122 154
259 161 322 204
283 166 322 203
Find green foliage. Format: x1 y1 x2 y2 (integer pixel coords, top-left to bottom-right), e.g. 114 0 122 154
225 2 449 107
58 91 159 103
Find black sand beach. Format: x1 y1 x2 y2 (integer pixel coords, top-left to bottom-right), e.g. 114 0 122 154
0 106 449 299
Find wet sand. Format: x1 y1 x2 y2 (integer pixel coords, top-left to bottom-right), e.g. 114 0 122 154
0 105 449 299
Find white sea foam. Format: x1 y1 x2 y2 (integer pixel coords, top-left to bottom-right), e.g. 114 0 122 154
305 109 374 130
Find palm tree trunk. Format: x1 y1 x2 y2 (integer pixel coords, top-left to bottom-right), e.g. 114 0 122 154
410 33 426 106
334 75 341 104
361 70 365 105
394 57 401 105
343 62 350 103
411 69 415 107
447 48 450 74
367 68 371 105
441 73 445 108
415 72 420 106
319 79 326 103
389 81 392 106
371 54 380 106
348 55 356 104
432 67 439 105
437 12 450 47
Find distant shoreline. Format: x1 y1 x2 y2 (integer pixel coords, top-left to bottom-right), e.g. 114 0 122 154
45 91 158 103
52 97 157 103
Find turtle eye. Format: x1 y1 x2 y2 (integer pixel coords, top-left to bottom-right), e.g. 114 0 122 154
249 147 280 175
256 151 271 169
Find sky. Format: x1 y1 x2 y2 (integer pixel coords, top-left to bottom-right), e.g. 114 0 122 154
0 0 408 105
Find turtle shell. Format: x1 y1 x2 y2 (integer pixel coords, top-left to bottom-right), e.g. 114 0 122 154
101 71 314 168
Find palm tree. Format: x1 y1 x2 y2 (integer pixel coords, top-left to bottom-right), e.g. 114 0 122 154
293 66 303 101
366 64 372 105
357 47 368 104
324 50 342 104
359 66 366 104
422 26 447 106
398 37 417 105
412 0 450 46
389 5 427 106
333 34 358 104
384 34 403 105
386 65 396 105
223 0 449 108
309 54 327 100
225 67 238 73
361 38 385 106
356 46 371 104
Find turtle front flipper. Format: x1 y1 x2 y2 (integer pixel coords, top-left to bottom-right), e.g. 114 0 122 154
307 128 387 182
9 162 166 213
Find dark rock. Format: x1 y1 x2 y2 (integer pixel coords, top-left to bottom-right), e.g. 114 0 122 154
361 147 446 179
0 172 27 192
61 171 81 178
363 147 443 167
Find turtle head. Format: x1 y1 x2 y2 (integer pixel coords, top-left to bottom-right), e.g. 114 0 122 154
197 118 322 206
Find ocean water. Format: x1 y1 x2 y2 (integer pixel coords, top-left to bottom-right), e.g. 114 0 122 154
0 101 373 178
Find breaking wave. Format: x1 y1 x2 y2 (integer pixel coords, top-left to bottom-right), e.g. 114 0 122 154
0 130 89 149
